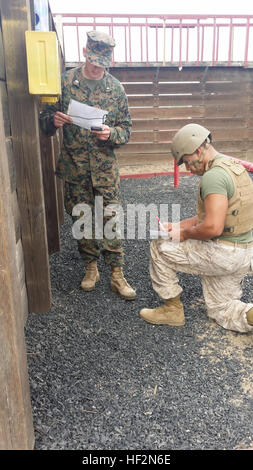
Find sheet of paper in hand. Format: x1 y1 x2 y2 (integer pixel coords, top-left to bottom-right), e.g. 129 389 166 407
67 99 108 130
150 230 172 239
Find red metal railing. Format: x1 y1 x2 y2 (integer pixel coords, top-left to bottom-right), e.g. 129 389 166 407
53 13 253 67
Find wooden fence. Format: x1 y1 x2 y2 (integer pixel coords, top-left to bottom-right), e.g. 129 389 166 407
111 66 253 170
0 0 64 449
1 1 253 451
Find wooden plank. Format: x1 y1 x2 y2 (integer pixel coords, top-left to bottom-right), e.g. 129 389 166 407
122 139 253 154
131 126 249 141
111 67 157 82
205 103 245 118
132 117 245 131
204 82 246 94
127 127 250 143
1 0 51 313
128 95 155 107
53 131 65 225
119 142 172 153
0 81 11 136
130 131 156 143
129 94 250 108
124 83 154 95
245 149 253 161
158 95 204 106
0 77 34 450
213 140 253 151
203 94 249 105
0 21 5 81
118 152 173 166
5 137 16 193
157 82 202 94
15 238 26 287
113 66 253 84
157 67 206 82
247 82 253 92
115 66 253 83
163 67 252 83
40 132 60 255
130 106 205 119
212 128 250 141
132 119 162 131
11 190 21 243
204 67 252 82
117 149 252 166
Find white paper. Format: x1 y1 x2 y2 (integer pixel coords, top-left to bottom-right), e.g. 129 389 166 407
150 230 172 239
67 99 108 130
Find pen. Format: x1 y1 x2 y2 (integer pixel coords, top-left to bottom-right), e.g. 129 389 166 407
156 216 165 231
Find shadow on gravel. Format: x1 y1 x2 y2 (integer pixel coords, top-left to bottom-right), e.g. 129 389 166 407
25 175 253 450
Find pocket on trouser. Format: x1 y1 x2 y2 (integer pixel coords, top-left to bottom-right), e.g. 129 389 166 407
64 182 74 216
209 245 243 274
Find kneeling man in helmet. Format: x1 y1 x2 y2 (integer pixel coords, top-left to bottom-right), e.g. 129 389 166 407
140 123 253 333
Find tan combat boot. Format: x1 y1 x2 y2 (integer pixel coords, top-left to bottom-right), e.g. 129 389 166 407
140 295 185 326
81 261 100 291
246 307 253 326
111 267 136 300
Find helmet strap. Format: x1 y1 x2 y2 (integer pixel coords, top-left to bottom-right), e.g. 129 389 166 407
191 140 211 171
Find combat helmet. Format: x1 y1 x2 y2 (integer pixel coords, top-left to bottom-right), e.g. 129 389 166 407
171 123 211 166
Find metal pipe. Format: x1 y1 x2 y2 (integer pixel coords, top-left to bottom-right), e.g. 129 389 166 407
146 18 149 65
244 18 250 67
196 19 200 66
163 19 166 66
179 19 182 68
128 17 132 66
228 18 233 66
212 17 216 66
76 17 81 63
174 160 179 187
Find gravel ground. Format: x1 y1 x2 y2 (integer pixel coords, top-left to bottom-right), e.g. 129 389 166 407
25 175 253 450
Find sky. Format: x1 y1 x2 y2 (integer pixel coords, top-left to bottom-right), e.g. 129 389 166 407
48 0 253 15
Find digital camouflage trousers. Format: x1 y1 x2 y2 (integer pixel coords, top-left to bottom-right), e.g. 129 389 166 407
149 238 253 333
64 179 124 267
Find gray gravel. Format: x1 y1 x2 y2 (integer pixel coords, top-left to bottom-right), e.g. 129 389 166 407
25 175 253 450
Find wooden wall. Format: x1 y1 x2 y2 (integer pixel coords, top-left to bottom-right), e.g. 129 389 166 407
0 0 64 450
1 0 52 314
0 3 34 449
112 66 253 168
0 6 29 325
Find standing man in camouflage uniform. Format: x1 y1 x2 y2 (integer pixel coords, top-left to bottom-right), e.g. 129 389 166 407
140 124 253 333
40 31 136 300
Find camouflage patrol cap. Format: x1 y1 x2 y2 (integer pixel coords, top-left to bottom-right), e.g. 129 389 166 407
86 30 116 68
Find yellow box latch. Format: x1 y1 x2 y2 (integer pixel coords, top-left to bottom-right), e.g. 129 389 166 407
25 31 61 103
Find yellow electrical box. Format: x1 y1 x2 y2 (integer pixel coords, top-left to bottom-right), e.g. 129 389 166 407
25 31 61 103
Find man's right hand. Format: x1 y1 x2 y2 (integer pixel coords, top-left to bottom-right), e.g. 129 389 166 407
159 222 173 232
53 111 73 128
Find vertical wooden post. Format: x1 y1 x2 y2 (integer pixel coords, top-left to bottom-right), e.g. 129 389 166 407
0 87 34 450
1 0 51 313
53 131 65 225
40 131 61 254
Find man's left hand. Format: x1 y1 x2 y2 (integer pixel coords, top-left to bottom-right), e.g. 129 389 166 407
91 124 111 141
